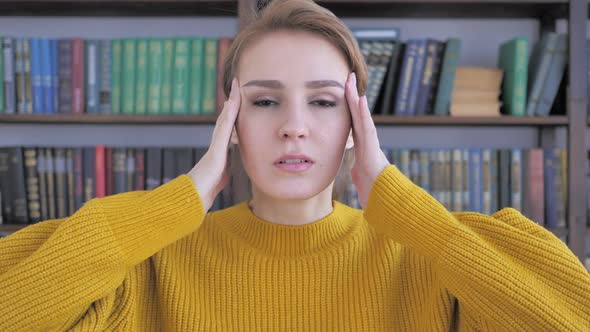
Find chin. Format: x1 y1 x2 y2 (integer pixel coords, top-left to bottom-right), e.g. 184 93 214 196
254 178 331 201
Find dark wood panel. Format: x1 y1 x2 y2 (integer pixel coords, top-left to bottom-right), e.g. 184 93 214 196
0 113 569 126
0 0 569 18
317 1 567 18
0 0 238 16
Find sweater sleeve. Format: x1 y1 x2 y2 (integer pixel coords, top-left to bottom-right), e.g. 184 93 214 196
364 164 590 331
0 174 204 331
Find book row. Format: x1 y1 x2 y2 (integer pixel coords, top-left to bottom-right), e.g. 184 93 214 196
0 146 567 232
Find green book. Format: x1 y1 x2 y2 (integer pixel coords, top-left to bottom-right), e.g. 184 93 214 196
111 39 122 114
160 38 175 114
498 37 528 116
171 38 191 115
147 39 163 115
189 38 204 115
134 39 148 115
0 35 3 114
433 38 461 116
202 38 218 115
121 38 136 115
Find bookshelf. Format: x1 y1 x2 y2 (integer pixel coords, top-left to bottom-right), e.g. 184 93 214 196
0 0 587 265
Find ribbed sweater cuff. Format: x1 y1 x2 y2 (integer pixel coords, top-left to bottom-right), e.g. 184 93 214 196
364 164 460 261
98 174 205 267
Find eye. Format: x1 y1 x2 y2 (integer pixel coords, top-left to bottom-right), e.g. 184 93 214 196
253 99 277 107
312 100 337 108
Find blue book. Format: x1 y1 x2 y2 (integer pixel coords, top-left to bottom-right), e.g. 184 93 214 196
50 39 59 113
510 149 522 212
30 38 44 114
406 39 428 116
40 38 53 114
536 34 567 116
469 148 483 213
526 33 558 116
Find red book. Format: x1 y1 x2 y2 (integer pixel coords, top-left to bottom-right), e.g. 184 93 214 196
216 37 233 115
72 38 85 113
135 149 145 191
105 147 113 196
95 145 106 198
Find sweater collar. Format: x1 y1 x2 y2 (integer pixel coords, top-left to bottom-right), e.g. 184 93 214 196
217 200 361 257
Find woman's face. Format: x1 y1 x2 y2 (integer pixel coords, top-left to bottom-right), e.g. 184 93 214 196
233 30 353 201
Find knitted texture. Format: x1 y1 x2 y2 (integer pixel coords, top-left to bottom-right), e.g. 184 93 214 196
0 165 588 331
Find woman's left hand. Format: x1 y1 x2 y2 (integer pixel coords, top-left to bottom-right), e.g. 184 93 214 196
345 72 390 209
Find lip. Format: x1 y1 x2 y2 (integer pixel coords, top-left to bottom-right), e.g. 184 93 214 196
273 154 315 165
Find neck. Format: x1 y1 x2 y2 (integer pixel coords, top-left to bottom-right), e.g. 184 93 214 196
249 184 335 226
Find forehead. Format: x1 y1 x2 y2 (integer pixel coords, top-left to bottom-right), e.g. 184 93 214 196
237 30 349 84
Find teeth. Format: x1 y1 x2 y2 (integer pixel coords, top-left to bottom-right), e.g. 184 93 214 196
279 159 308 164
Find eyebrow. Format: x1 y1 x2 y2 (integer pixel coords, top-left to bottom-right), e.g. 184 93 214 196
242 79 344 89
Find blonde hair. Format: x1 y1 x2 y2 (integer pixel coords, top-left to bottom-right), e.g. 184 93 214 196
221 0 368 205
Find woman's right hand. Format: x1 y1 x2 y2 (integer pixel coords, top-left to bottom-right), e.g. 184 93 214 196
187 77 241 212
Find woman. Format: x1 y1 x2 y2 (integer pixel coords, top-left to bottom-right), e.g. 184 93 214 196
1 0 589 330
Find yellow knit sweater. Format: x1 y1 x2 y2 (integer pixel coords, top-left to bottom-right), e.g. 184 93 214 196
0 165 589 331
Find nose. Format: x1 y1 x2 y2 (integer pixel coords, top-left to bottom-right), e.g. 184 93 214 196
278 109 309 139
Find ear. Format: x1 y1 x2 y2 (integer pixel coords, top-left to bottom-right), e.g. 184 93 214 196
345 129 354 149
230 126 240 145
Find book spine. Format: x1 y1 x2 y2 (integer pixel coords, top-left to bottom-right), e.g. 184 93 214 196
36 148 48 220
10 148 29 223
145 147 162 190
73 147 83 211
160 38 175 114
134 149 145 191
171 38 190 115
433 38 462 115
3 37 15 114
134 39 148 115
510 149 522 212
113 147 126 194
394 40 417 116
23 148 41 223
111 39 122 114
202 38 218 115
44 148 56 220
83 146 95 203
23 39 32 114
121 39 136 115
99 39 112 114
72 38 85 114
147 39 163 115
0 149 13 221
85 39 100 114
406 39 428 116
95 145 105 198
51 39 59 114
189 38 204 115
40 39 53 114
14 39 25 114
58 39 73 114
536 34 568 116
216 37 233 113
66 148 75 216
54 147 67 219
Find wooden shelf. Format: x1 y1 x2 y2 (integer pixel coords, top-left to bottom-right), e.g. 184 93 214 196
0 113 569 126
0 113 219 125
0 0 569 18
317 0 568 18
0 0 238 17
371 115 568 126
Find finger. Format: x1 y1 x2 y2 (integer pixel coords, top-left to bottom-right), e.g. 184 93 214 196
358 94 380 148
211 78 241 153
345 72 362 146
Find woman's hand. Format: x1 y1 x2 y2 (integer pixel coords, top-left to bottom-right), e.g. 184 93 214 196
345 72 390 209
187 78 241 212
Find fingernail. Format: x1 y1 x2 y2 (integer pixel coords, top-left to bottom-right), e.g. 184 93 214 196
352 72 357 86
